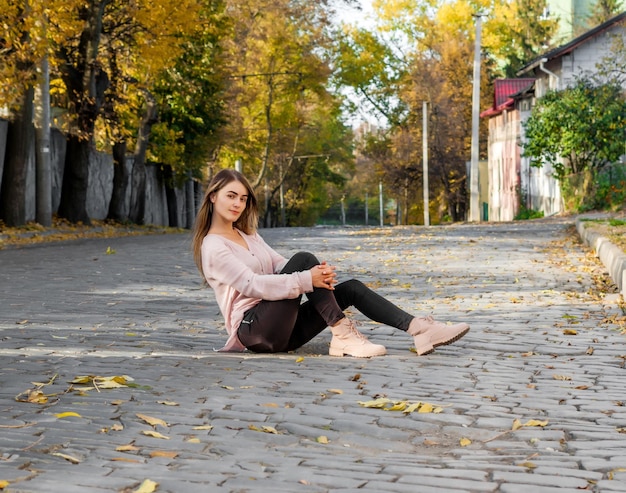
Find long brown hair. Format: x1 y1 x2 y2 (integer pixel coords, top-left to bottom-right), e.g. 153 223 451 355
191 169 259 276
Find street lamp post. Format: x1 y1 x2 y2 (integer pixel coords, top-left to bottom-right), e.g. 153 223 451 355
422 101 429 226
469 13 485 222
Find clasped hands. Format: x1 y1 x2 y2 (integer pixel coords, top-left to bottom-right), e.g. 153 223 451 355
310 261 337 290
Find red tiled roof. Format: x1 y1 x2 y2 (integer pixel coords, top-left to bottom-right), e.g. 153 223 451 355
481 78 535 118
494 79 536 107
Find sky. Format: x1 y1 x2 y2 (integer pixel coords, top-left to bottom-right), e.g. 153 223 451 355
332 0 375 29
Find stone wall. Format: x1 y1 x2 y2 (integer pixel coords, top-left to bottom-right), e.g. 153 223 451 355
0 118 191 226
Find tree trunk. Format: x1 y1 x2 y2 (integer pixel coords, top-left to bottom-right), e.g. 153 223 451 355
107 140 129 222
162 165 179 227
58 135 92 224
0 86 35 227
55 0 109 224
128 159 146 225
129 91 157 224
185 172 195 229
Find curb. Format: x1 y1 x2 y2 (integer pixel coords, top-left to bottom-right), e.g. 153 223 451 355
576 216 626 297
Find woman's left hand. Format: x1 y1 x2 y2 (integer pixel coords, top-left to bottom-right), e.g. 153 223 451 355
310 261 337 290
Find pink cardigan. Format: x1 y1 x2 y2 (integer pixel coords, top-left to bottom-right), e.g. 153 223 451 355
201 230 313 351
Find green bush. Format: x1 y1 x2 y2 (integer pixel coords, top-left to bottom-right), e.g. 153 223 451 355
515 205 544 220
595 164 626 212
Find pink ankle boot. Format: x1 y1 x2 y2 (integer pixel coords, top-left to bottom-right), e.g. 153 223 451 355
408 316 469 356
329 318 387 358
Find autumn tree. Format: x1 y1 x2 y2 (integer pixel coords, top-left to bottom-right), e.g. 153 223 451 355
49 0 204 224
333 0 557 224
331 25 407 127
339 0 495 223
486 0 558 76
0 1 44 227
216 0 353 226
146 1 229 226
588 0 624 27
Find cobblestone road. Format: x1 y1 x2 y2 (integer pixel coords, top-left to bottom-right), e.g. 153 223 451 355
1 219 625 493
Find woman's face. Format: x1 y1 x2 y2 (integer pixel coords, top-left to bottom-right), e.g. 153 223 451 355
211 180 248 224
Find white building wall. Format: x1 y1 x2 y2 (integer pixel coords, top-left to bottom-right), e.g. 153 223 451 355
519 109 563 217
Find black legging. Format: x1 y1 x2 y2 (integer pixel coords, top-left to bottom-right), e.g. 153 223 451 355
237 251 414 353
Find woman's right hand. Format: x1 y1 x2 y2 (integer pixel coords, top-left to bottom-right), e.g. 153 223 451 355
310 261 337 290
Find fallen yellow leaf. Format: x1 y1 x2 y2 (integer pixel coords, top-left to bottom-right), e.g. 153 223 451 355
186 438 201 443
523 419 548 427
136 413 168 428
563 329 578 335
116 444 140 452
149 450 178 459
328 389 343 394
51 452 81 464
518 461 537 469
15 389 48 404
418 403 434 413
157 401 179 406
0 480 9 489
386 401 408 412
55 412 82 419
403 402 422 414
512 419 523 430
608 468 626 480
358 398 392 408
459 437 471 447
316 435 329 444
295 356 304 363
70 375 133 390
133 479 158 493
142 430 169 440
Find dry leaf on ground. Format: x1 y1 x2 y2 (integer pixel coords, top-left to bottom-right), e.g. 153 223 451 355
136 413 168 428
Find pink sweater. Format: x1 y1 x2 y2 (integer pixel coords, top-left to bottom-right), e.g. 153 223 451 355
201 230 313 351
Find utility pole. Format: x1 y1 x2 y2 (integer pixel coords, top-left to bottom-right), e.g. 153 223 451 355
365 192 368 226
422 101 430 226
469 12 485 222
340 195 346 226
379 181 383 227
279 161 285 227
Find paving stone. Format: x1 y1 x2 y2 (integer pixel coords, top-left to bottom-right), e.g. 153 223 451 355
2 220 626 491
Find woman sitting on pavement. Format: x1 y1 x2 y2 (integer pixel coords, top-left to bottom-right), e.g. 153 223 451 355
191 168 469 358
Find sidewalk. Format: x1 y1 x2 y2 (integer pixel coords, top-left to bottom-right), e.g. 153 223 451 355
577 215 626 297
1 218 626 493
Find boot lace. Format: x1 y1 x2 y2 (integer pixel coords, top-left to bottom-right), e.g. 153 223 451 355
346 319 369 342
421 315 446 329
